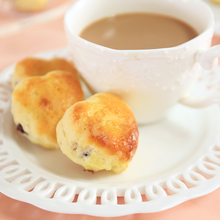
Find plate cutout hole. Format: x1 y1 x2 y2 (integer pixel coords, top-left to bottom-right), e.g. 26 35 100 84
5 169 31 183
6 167 18 174
50 191 56 199
0 152 8 156
213 145 220 152
0 157 7 163
72 194 78 203
50 183 63 199
172 182 181 189
83 191 89 200
130 190 135 199
117 196 125 205
163 188 172 196
41 182 50 191
189 172 202 182
96 197 101 205
182 180 192 189
191 167 211 179
0 160 19 171
214 153 220 159
60 188 68 197
142 194 148 202
21 176 31 184
152 185 158 194
27 178 45 192
203 163 215 171
204 157 220 167
106 191 113 201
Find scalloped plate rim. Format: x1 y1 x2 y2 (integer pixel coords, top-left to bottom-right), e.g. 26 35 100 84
1 48 220 217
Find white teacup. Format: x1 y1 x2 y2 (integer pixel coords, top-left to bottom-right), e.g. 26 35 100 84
64 0 220 124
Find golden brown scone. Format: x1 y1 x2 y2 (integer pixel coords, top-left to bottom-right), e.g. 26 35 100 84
209 0 220 4
11 70 84 149
56 93 139 173
12 58 78 88
13 0 50 12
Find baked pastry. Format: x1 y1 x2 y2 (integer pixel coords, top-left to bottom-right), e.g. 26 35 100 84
13 0 50 12
11 70 84 149
56 93 139 173
12 57 78 88
209 0 220 4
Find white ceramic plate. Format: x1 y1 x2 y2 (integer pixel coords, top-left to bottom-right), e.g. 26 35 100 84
1 48 220 217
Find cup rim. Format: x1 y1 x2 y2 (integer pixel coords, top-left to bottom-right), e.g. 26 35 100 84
64 0 215 53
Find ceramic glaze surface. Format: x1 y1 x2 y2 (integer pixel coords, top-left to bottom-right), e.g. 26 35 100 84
1 49 220 217
65 0 220 124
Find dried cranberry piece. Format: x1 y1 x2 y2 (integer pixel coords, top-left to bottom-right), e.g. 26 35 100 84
84 169 94 174
83 152 90 157
16 124 27 134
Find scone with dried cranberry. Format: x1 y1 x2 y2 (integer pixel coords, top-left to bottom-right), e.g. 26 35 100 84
56 93 139 173
12 57 78 88
14 0 49 12
11 70 84 149
209 0 220 4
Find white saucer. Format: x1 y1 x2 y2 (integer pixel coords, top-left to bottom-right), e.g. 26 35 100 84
1 48 220 217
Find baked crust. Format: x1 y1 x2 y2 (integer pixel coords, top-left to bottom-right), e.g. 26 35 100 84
11 70 84 149
14 0 49 12
56 92 139 173
12 58 78 88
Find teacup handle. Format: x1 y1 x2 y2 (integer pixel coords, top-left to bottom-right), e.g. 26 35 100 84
179 45 220 108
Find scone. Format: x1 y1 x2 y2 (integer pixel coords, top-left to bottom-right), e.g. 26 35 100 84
56 93 139 173
13 0 50 12
209 0 220 4
11 70 84 149
12 57 78 88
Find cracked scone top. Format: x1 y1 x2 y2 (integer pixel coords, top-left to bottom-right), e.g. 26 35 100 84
11 70 84 149
56 93 139 173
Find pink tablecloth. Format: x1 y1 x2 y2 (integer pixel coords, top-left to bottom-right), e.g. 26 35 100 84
1 16 220 220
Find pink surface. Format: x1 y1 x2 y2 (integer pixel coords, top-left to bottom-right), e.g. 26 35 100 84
0 0 72 26
1 16 220 220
